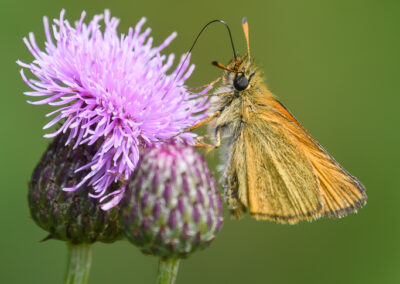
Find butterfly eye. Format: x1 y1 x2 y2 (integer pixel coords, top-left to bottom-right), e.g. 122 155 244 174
233 75 249 91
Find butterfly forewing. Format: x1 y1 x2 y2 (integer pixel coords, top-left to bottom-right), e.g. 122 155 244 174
261 97 367 219
244 110 324 223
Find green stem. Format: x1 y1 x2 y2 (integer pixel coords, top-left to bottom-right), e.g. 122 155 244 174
156 258 181 284
64 243 92 284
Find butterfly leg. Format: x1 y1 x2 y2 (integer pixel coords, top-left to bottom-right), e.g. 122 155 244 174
179 111 221 135
175 111 221 151
191 91 233 99
187 77 221 91
194 129 221 152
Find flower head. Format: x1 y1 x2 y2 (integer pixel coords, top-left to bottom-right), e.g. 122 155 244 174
121 143 223 258
29 134 123 243
18 10 209 208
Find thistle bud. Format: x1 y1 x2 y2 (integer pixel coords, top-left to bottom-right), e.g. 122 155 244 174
121 143 223 259
28 134 122 244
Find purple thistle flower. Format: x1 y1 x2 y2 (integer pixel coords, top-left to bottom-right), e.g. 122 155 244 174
18 10 209 209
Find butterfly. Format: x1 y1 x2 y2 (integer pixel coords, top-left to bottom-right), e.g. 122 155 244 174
184 18 367 224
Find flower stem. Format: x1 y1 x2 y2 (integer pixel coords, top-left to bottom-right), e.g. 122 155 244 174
156 258 181 284
64 243 92 284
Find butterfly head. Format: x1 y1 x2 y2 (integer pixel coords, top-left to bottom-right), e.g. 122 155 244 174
213 55 259 93
212 18 260 93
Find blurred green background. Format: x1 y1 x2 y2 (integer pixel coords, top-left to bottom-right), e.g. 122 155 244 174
1 0 399 283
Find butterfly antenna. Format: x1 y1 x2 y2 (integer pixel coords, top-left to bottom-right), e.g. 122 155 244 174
242 17 250 58
175 19 237 81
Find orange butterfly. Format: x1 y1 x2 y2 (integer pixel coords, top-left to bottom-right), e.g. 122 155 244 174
185 18 366 224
